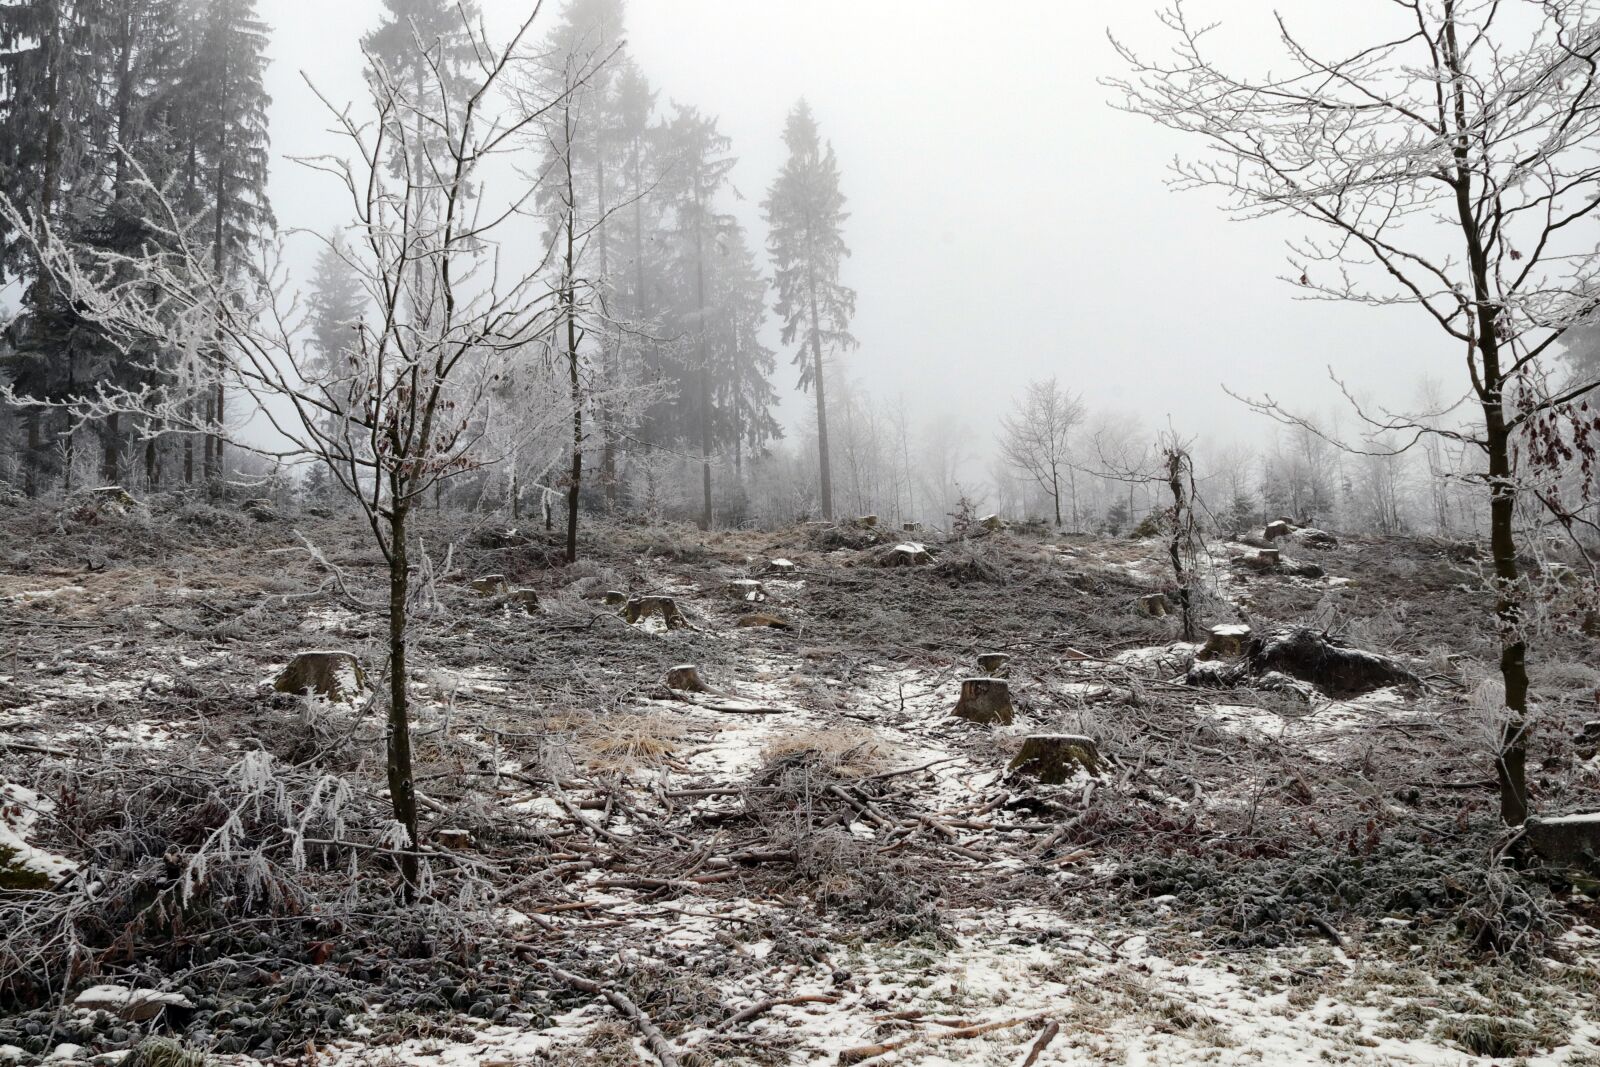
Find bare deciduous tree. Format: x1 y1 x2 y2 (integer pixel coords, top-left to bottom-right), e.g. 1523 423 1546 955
998 376 1085 528
2 9 570 890
1112 0 1600 824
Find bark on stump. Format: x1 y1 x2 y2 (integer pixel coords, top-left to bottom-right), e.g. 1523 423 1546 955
725 578 767 602
274 651 366 703
665 664 710 692
435 828 471 850
1137 593 1170 618
1522 814 1600 866
622 595 689 630
880 542 932 566
953 677 1014 725
471 574 509 596
977 652 1011 677
1008 734 1101 782
1200 624 1252 660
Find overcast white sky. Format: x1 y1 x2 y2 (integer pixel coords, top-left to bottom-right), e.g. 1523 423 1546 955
259 0 1447 456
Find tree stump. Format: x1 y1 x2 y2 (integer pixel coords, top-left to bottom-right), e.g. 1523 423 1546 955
1264 520 1294 541
471 574 509 596
274 651 367 703
602 590 629 606
1008 734 1101 782
1137 592 1170 617
622 595 689 630
664 664 710 692
1521 814 1600 865
725 578 767 602
901 521 922 532
978 514 1004 531
952 677 1014 725
977 652 1011 677
435 828 472 850
763 558 797 576
879 542 932 566
856 514 879 528
507 588 540 610
1200 624 1252 660
242 497 278 523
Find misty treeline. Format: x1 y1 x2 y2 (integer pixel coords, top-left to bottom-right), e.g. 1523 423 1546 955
0 0 864 535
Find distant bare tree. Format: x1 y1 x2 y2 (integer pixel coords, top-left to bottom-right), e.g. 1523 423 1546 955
1113 0 1600 824
998 376 1085 528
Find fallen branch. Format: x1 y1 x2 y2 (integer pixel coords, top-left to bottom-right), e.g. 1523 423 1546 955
546 965 682 1067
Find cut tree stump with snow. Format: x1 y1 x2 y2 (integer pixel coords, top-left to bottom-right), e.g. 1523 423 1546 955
977 652 1011 677
856 514 879 528
1522 814 1600 865
977 514 1005 531
471 574 509 596
507 588 540 610
273 651 367 703
724 578 767 601
953 677 1015 725
241 497 278 523
74 985 194 1023
879 542 932 566
901 521 922 532
622 595 689 630
763 559 797 576
434 828 471 850
1137 592 1170 618
664 664 710 692
1264 520 1294 541
602 590 628 605
1008 734 1101 782
1200 624 1252 660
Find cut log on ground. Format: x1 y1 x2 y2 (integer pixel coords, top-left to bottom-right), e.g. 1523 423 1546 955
977 652 1011 677
1293 527 1339 549
737 613 792 629
273 651 366 703
1187 626 1418 695
622 595 689 630
953 677 1015 725
1008 734 1101 782
665 664 710 693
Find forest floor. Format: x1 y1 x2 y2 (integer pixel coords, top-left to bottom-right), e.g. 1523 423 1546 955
2 493 1599 1066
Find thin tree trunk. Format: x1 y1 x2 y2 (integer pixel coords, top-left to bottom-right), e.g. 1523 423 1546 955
806 269 833 520
386 505 420 893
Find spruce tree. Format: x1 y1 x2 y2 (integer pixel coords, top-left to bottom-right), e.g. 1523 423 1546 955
762 99 856 521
